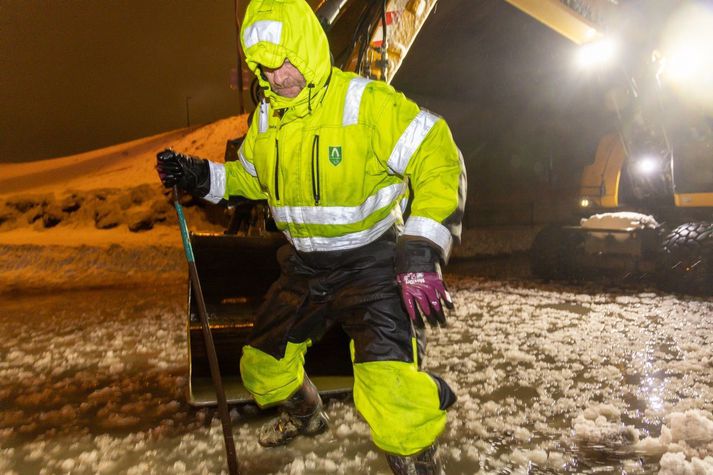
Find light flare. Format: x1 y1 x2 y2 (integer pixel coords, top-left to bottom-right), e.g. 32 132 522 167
576 37 618 69
634 156 660 176
660 4 713 110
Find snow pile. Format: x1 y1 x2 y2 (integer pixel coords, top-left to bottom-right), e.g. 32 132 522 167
659 452 713 475
636 410 713 474
0 115 249 198
580 211 659 242
581 212 659 231
0 115 251 293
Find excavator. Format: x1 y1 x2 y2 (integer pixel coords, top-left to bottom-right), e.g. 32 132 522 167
527 0 713 295
188 0 712 406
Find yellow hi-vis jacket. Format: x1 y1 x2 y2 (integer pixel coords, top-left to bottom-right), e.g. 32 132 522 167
203 0 466 260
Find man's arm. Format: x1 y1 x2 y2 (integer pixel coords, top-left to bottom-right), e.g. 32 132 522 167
222 118 268 201
156 117 267 202
366 82 467 327
367 82 466 263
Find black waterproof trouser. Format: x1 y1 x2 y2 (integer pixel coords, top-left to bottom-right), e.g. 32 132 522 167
239 232 456 455
250 233 418 364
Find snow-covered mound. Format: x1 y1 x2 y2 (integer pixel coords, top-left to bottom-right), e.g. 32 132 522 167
0 115 248 236
0 116 248 292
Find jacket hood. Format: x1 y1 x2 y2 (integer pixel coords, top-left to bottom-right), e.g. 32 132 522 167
241 0 331 112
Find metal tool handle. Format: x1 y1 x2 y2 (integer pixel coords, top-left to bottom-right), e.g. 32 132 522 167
173 187 240 475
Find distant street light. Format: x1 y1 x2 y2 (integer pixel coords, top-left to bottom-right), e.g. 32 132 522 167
234 0 245 113
185 96 192 127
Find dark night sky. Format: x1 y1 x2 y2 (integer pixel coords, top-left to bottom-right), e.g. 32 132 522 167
0 0 241 163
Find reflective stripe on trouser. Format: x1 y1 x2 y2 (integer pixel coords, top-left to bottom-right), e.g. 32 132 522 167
352 339 447 456
240 341 309 407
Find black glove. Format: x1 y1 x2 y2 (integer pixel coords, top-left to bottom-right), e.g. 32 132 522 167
156 148 210 197
395 238 454 328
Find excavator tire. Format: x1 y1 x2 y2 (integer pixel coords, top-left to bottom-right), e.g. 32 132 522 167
530 225 582 281
657 221 713 295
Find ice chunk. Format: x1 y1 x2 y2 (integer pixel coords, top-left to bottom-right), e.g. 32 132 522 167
573 414 640 448
659 452 713 475
504 349 536 364
512 427 531 442
60 459 75 471
669 410 713 445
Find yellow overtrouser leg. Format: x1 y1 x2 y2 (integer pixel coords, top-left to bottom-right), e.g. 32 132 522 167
240 341 310 407
351 340 447 456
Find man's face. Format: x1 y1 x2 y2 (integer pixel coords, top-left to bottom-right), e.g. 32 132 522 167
262 59 306 98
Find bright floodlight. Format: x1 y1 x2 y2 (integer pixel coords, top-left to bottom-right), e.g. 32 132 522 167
660 4 713 109
576 38 618 69
580 198 591 208
634 156 660 175
665 45 702 82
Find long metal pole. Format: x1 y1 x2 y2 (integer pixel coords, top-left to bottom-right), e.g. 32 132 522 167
172 187 240 475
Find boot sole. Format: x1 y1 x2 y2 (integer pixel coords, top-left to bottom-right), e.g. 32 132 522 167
258 413 329 448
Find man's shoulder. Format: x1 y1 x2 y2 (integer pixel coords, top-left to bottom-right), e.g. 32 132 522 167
331 69 396 96
327 69 413 123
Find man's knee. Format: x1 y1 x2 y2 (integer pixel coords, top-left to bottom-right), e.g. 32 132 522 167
240 341 310 407
352 360 455 456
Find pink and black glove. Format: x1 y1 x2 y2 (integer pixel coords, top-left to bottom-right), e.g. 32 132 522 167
397 271 453 328
396 239 454 328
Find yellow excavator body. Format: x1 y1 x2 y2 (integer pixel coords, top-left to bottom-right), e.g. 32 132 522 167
579 133 625 208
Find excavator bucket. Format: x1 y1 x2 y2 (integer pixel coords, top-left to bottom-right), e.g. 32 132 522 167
186 233 354 406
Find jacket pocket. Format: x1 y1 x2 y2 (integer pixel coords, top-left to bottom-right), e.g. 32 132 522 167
311 135 321 205
317 125 371 205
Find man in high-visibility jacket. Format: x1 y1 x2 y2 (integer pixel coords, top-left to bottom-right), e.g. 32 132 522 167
157 0 466 472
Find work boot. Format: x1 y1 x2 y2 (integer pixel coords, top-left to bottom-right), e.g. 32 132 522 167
385 444 443 475
258 377 329 447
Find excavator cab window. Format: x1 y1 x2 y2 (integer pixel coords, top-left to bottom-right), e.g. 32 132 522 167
671 117 713 194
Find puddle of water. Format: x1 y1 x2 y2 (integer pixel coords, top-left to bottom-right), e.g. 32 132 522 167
0 281 712 474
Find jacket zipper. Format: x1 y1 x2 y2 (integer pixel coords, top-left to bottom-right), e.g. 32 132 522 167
311 135 321 205
274 139 280 201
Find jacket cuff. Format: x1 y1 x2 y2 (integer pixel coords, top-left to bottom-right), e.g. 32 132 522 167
402 216 453 262
203 161 226 204
395 237 440 274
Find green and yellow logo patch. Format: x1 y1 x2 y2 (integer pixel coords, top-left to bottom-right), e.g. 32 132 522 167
328 146 342 166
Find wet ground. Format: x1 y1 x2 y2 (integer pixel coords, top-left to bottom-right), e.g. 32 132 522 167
1 255 712 474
